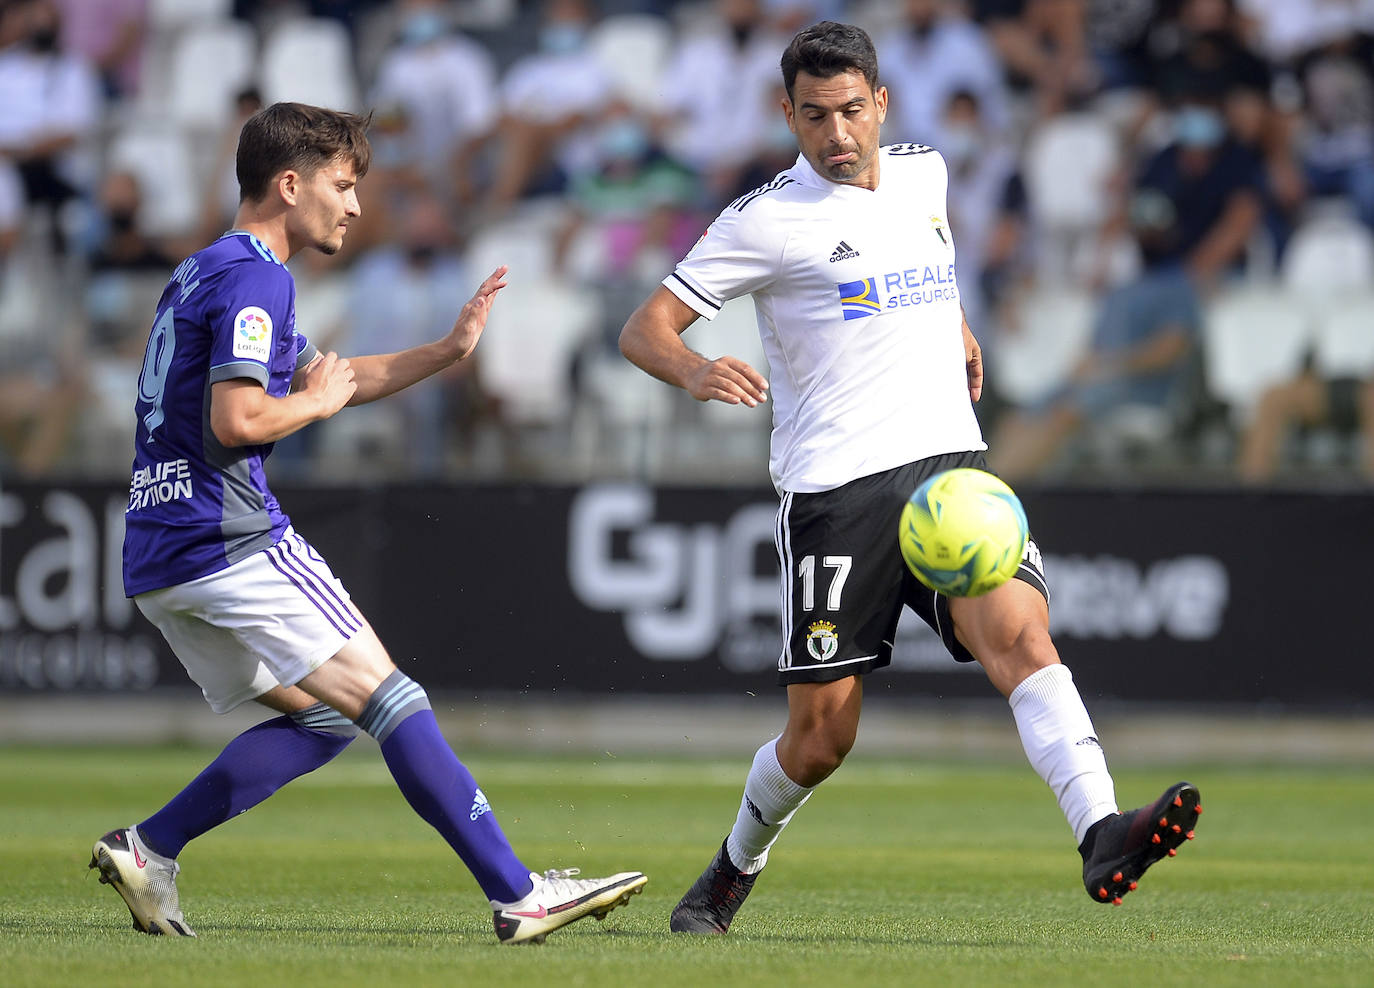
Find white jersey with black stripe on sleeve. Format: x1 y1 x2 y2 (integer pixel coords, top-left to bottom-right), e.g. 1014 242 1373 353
664 144 985 494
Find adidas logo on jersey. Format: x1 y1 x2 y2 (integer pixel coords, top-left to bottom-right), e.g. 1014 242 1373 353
829 241 860 262
470 787 492 821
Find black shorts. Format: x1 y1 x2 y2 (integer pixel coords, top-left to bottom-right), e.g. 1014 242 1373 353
775 450 1049 686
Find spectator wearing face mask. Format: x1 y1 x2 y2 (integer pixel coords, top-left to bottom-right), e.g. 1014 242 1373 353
989 88 1264 481
657 0 787 202
52 0 145 100
328 191 483 476
369 0 499 206
937 89 1028 351
0 0 99 254
84 169 175 353
876 0 1010 152
487 0 618 210
560 107 698 281
1143 0 1302 255
1285 20 1374 230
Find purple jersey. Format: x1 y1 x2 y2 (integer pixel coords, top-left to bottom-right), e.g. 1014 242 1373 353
123 231 317 596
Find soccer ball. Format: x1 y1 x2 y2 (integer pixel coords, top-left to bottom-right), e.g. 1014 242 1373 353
898 468 1029 597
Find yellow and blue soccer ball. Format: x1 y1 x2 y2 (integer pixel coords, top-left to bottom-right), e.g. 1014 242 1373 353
898 468 1029 597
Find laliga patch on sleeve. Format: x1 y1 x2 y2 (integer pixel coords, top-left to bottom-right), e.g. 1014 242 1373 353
232 306 273 362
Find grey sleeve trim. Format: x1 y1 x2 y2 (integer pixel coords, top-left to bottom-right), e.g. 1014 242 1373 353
209 360 270 387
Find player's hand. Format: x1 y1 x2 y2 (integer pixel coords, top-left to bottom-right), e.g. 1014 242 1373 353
302 351 356 418
448 265 509 361
963 326 983 403
684 355 769 407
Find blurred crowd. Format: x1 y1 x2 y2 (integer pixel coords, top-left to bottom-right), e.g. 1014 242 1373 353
1 0 1373 487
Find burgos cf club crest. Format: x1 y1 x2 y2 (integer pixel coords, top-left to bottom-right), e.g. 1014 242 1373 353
930 214 950 247
836 278 881 321
806 620 839 661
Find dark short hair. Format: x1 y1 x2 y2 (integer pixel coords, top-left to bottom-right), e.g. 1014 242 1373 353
780 21 879 100
236 102 373 203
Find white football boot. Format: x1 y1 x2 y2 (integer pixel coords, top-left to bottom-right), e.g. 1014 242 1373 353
89 827 196 936
491 868 647 944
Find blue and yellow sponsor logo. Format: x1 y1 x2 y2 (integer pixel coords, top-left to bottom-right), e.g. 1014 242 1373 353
838 265 960 319
837 277 882 321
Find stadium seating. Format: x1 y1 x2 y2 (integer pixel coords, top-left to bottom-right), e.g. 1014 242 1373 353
1312 293 1374 378
572 350 676 478
989 285 1096 408
107 123 200 237
1281 210 1374 295
474 275 603 426
1022 111 1120 283
683 296 770 424
18 1 1374 487
260 18 360 111
148 0 231 30
588 13 673 113
679 297 772 471
1202 286 1311 424
464 211 558 286
167 20 258 132
0 246 46 346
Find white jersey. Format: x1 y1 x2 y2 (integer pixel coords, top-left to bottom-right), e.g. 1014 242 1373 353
664 145 985 494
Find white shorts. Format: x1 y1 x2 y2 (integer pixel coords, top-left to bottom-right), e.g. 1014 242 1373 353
135 528 362 713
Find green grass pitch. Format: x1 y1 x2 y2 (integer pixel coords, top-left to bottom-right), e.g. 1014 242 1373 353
1 743 1371 987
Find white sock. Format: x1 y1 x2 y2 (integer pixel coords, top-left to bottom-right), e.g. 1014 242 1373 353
725 737 814 874
1009 664 1119 845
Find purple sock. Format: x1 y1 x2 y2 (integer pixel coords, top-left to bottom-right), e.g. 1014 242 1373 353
376 709 533 903
137 707 355 859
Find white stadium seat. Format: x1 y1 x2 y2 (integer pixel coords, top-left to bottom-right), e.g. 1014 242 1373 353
167 20 258 131
683 296 771 428
464 213 557 286
588 13 674 113
475 277 603 425
148 0 231 30
1023 112 1119 231
260 18 359 111
572 349 676 477
990 285 1096 408
1202 287 1311 423
1021 111 1121 283
1312 294 1374 379
0 243 48 346
1281 212 1374 295
107 124 199 237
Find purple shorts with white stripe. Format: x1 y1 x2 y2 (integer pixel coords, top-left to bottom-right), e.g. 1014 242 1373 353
134 527 362 712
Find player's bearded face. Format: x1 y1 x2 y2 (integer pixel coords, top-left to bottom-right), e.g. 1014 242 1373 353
784 70 887 190
296 159 361 256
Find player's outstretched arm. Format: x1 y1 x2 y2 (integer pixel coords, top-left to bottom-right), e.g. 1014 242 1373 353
342 265 509 406
620 286 769 407
211 352 357 447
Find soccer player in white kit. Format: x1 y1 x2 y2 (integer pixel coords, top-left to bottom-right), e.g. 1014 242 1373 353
90 102 645 944
619 22 1202 934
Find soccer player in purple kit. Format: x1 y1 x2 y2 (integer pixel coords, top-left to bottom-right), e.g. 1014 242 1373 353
90 102 646 945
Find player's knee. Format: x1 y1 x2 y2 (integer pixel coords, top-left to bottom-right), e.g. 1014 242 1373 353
986 616 1052 662
353 670 432 742
971 617 1058 697
289 702 361 738
784 726 855 785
